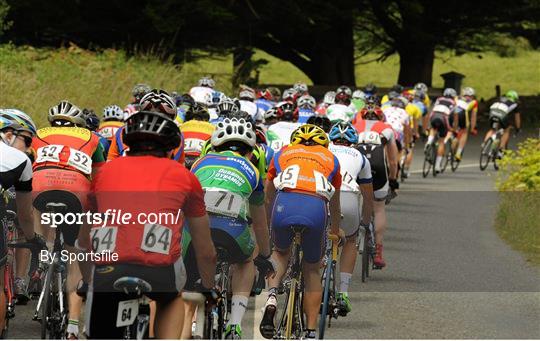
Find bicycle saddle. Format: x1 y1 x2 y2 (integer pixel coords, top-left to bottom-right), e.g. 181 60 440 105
113 276 152 296
45 202 68 213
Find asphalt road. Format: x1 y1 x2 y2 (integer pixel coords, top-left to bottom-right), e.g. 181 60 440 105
7 130 540 339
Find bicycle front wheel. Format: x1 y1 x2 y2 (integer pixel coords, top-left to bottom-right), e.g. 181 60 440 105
479 139 492 171
40 264 54 339
319 260 332 339
422 145 432 178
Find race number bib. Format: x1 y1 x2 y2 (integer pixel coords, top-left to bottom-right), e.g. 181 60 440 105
141 224 172 255
314 170 335 200
184 138 205 153
35 144 64 163
98 127 116 139
90 226 118 254
67 149 92 175
270 140 286 151
273 165 300 190
433 104 451 116
357 132 382 145
116 299 139 327
204 189 245 218
341 171 359 191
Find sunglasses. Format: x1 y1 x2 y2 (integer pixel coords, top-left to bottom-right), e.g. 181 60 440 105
15 133 33 147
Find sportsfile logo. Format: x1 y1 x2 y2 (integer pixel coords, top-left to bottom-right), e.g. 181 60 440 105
40 208 183 228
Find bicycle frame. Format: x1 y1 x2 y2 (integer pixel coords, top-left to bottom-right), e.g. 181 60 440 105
319 234 339 339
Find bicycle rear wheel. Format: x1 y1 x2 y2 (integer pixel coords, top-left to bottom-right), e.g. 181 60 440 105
40 265 54 339
441 142 451 173
479 139 492 171
431 144 438 177
319 259 332 339
422 145 432 178
451 146 460 172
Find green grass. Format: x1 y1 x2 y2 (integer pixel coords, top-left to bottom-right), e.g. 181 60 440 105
1 44 539 128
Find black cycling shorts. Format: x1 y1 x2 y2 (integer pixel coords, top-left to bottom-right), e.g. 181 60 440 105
489 112 511 130
430 113 449 138
86 261 186 339
449 111 468 130
33 190 82 247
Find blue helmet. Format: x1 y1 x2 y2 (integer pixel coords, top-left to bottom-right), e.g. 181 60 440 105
329 122 358 144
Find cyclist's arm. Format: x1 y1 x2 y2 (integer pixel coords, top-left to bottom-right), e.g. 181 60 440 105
329 187 341 236
386 139 399 180
357 159 374 225
514 112 521 130
470 102 478 131
14 159 36 240
186 214 217 289
249 203 271 257
264 180 276 224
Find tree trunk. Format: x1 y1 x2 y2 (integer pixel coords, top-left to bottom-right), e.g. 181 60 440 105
397 43 435 87
232 47 255 89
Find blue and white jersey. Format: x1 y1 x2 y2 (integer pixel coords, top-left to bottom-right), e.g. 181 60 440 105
297 108 315 123
329 143 372 192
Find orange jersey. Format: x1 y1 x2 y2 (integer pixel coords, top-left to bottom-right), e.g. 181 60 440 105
181 120 215 157
107 126 186 164
97 121 124 141
267 144 341 200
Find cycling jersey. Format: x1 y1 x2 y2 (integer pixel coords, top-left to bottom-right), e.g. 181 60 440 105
431 97 456 117
181 120 215 157
268 144 341 201
107 126 185 164
350 99 365 112
326 104 354 122
90 155 206 266
255 98 275 113
239 100 264 122
488 98 519 129
0 142 32 193
405 103 422 127
191 150 264 221
93 131 111 158
97 121 124 141
189 86 213 105
453 96 478 129
383 106 410 144
411 99 428 117
352 119 395 144
266 121 302 152
328 144 372 192
429 97 456 137
297 108 315 123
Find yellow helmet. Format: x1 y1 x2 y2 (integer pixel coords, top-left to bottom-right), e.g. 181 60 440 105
290 124 329 148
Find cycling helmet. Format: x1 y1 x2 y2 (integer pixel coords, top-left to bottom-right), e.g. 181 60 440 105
84 109 100 131
443 88 457 98
198 76 215 88
290 124 329 148
228 110 254 125
391 96 408 109
211 91 227 105
0 109 37 136
390 84 404 93
387 91 400 101
103 105 124 121
352 90 366 100
132 84 152 101
267 87 281 100
254 124 267 144
306 115 332 133
185 105 210 122
462 87 475 97
297 95 316 109
239 88 256 101
504 90 519 102
414 82 428 93
335 86 352 104
0 114 23 133
211 117 256 149
264 108 279 121
177 93 196 108
276 101 298 122
293 82 308 94
360 104 384 121
123 111 181 152
257 89 274 101
139 89 177 118
216 98 240 116
323 91 336 105
48 100 86 127
364 83 378 95
329 122 358 145
282 88 298 102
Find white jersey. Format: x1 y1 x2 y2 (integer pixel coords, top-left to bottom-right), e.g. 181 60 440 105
382 106 409 142
239 100 263 122
189 86 213 105
327 104 354 122
266 121 302 152
329 143 372 192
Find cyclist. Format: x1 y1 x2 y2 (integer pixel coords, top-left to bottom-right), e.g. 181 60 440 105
484 90 521 157
85 109 216 339
328 122 374 315
281 88 299 104
183 118 274 339
306 114 332 134
350 90 366 112
85 109 110 158
293 82 309 96
381 84 404 105
401 91 423 177
414 83 432 134
266 102 301 152
238 87 264 123
181 106 215 169
189 76 216 106
176 93 196 122
124 83 151 116
296 94 316 123
255 89 276 114
32 100 106 338
315 91 336 115
353 105 399 268
428 88 458 173
107 89 185 165
97 105 124 141
383 96 411 173
451 87 479 161
260 124 343 340
327 86 355 123
364 83 378 100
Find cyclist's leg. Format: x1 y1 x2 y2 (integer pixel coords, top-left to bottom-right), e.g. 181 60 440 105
154 295 185 339
178 227 200 339
456 113 468 158
0 237 6 331
338 192 360 312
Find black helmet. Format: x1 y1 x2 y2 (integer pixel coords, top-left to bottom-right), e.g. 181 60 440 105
364 83 378 94
306 114 332 133
185 104 210 122
83 109 100 131
123 111 181 152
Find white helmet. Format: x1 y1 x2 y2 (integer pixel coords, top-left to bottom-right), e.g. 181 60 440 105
352 90 366 100
297 95 316 109
414 82 428 93
323 91 336 105
48 100 86 127
293 82 308 94
282 88 297 101
103 105 124 121
462 87 475 97
211 118 256 148
139 89 177 118
198 76 215 88
239 89 256 101
264 108 279 121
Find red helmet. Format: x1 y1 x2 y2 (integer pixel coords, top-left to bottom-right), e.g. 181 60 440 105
257 89 274 101
276 101 298 122
254 124 267 144
360 104 384 121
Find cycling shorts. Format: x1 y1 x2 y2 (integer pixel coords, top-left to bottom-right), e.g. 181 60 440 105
357 144 388 201
85 260 186 339
182 214 254 291
271 191 327 263
450 110 469 130
489 112 511 130
340 191 361 237
430 113 449 138
32 168 90 209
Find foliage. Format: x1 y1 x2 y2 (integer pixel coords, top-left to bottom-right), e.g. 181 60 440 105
0 0 11 37
497 138 540 191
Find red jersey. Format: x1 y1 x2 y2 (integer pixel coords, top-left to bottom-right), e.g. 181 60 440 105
352 119 395 144
90 155 207 266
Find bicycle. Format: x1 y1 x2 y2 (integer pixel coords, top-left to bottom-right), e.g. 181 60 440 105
318 234 340 339
202 247 230 340
399 147 409 182
358 223 376 283
113 276 152 339
480 126 504 171
422 139 438 178
273 226 306 339
33 202 69 339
